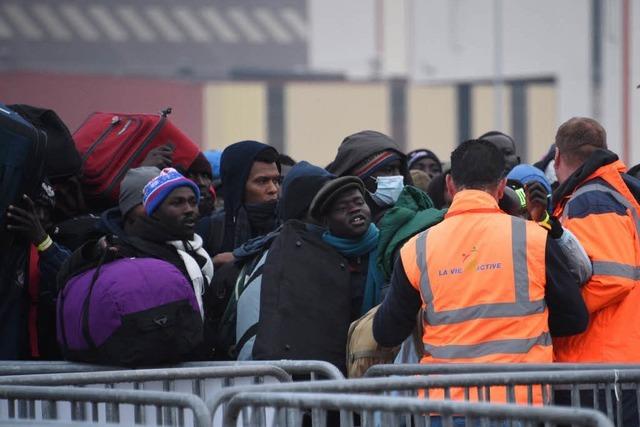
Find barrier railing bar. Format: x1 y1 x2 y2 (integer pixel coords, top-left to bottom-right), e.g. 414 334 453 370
364 363 640 378
0 365 291 386
178 360 344 380
0 385 211 427
223 392 614 427
207 370 640 418
0 360 344 380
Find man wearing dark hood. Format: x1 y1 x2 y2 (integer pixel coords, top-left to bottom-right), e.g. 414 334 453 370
327 130 411 223
199 141 280 264
216 161 334 360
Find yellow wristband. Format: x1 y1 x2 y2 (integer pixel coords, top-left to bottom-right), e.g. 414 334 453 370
36 235 53 252
537 211 552 231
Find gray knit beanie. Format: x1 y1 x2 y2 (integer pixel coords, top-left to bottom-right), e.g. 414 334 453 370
118 166 161 217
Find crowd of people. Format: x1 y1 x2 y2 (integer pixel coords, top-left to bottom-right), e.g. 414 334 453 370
2 115 640 390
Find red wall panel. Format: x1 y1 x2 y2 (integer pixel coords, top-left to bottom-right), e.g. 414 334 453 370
0 72 204 147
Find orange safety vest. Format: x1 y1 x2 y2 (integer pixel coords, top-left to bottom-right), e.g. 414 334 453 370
401 190 551 403
553 160 640 362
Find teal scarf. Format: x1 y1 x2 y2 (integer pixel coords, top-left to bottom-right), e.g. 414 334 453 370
322 224 384 315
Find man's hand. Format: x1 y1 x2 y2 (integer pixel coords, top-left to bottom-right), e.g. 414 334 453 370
141 144 174 169
212 252 235 267
524 182 549 222
5 194 48 245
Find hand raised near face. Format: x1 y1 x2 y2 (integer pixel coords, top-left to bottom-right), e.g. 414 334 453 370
524 182 549 222
141 144 174 169
5 194 48 245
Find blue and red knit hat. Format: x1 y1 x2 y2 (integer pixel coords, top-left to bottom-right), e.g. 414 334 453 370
142 167 200 215
351 151 402 179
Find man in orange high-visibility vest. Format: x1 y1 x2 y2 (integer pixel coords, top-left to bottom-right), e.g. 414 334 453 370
551 117 640 426
373 140 588 406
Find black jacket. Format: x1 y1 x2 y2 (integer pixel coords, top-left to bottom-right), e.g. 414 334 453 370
252 220 353 374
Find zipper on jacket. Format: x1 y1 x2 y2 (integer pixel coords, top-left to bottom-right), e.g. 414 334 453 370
100 114 168 197
80 115 121 166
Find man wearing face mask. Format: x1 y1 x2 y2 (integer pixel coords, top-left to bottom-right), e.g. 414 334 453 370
327 130 411 223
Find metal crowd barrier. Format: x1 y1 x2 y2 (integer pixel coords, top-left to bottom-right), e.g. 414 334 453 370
207 369 640 427
0 422 117 427
0 360 344 380
223 391 614 427
0 361 119 376
178 360 344 381
0 360 343 426
364 363 640 378
0 366 289 426
0 385 211 427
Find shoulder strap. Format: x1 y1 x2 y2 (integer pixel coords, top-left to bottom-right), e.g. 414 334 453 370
234 323 258 356
80 250 110 350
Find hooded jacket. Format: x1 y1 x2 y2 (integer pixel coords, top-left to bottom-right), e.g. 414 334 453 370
327 131 411 223
552 149 640 362
199 141 278 256
232 161 333 260
327 131 408 179
376 186 445 281
216 162 333 360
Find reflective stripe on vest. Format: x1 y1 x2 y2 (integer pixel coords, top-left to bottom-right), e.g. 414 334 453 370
423 331 552 359
592 261 640 280
415 216 546 327
565 182 640 281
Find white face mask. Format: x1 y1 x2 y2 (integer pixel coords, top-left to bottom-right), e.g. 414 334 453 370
370 175 404 207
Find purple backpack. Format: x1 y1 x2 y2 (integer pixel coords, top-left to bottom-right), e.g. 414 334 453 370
57 257 202 366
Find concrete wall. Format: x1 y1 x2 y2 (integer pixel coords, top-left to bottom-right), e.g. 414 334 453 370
309 0 640 166
406 85 456 160
527 84 557 162
0 72 204 145
202 82 267 150
284 82 389 166
471 85 512 139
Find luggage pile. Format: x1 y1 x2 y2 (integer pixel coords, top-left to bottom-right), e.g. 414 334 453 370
0 104 205 365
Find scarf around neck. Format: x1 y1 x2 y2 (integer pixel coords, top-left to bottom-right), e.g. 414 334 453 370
126 215 212 319
322 223 384 315
245 200 278 234
128 213 194 243
166 234 213 320
227 201 279 251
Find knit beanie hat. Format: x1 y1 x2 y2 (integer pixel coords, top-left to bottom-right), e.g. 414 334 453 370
119 166 161 217
407 149 442 170
351 150 402 180
142 167 200 215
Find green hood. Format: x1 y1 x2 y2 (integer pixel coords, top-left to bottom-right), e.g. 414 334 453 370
376 186 446 280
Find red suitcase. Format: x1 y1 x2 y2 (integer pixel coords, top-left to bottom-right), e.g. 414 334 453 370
73 108 200 203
